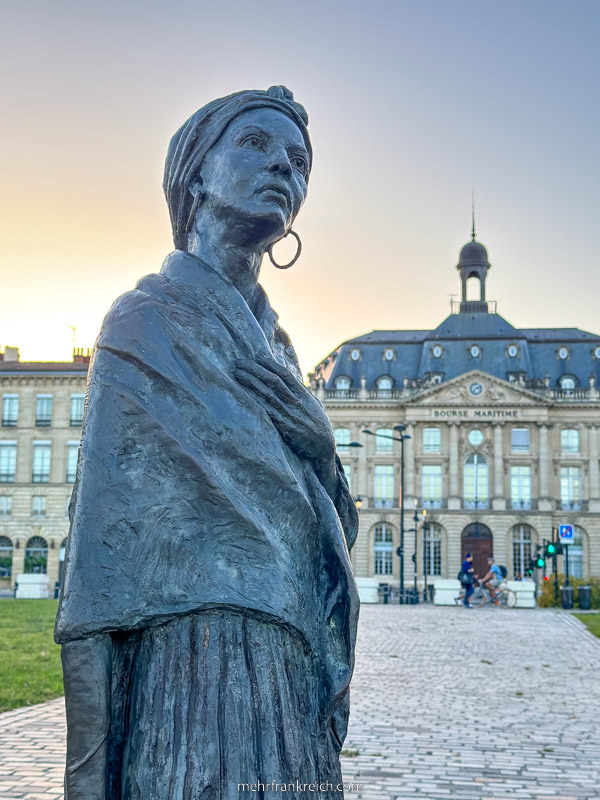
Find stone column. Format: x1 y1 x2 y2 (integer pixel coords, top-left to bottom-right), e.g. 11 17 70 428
492 423 506 510
538 423 552 512
448 422 461 509
11 540 25 590
588 425 600 511
404 423 415 504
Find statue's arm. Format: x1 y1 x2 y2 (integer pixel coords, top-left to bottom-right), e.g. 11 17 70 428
61 634 112 800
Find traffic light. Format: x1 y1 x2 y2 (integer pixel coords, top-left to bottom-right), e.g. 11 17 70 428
546 542 556 557
527 559 534 576
534 544 545 569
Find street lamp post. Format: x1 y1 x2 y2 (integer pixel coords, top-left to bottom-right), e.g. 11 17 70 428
362 425 411 603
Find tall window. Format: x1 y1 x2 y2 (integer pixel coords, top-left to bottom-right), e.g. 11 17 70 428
0 536 13 578
32 443 51 483
423 427 441 453
570 526 584 578
374 465 394 508
510 466 532 510
560 466 582 510
31 496 47 517
511 428 530 453
341 464 351 493
374 523 394 575
423 523 442 576
70 394 85 426
66 442 79 483
422 465 442 508
334 427 351 452
35 395 53 427
561 429 579 453
0 496 12 516
375 428 393 452
464 454 488 509
0 443 17 483
512 524 533 577
25 536 48 574
2 395 18 427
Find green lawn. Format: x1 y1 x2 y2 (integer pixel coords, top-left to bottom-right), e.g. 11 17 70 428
0 599 63 713
574 613 600 638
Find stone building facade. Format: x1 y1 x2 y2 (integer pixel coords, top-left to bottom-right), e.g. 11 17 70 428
0 347 90 591
310 234 600 590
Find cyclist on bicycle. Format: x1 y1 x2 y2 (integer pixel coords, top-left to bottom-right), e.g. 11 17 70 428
479 557 503 603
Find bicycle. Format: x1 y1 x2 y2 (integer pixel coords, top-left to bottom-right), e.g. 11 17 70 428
467 581 517 608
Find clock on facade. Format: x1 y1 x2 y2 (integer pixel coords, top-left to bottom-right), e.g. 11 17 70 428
384 348 394 361
432 345 443 358
470 345 480 358
508 344 518 358
469 381 484 397
468 429 484 446
558 347 569 360
350 349 360 361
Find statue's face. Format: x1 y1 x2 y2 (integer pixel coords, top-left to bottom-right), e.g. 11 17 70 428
197 107 309 244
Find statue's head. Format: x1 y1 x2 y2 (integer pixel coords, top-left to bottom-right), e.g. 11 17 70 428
164 86 312 252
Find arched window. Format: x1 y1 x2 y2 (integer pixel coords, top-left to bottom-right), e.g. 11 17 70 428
334 376 351 397
25 536 48 575
0 536 13 578
464 454 488 509
376 376 393 397
466 275 482 301
423 523 442 576
559 375 576 392
373 523 394 576
512 524 534 578
334 427 351 452
570 526 585 579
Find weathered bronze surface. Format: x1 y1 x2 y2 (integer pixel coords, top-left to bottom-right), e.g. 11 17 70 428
55 86 358 799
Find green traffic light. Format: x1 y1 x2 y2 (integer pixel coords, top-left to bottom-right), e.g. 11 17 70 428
547 543 556 554
537 558 545 568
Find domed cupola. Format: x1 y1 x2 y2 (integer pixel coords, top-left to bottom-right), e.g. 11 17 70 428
456 209 491 313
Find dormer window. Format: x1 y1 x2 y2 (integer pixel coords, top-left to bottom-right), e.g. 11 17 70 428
559 375 576 391
470 345 481 358
335 376 351 396
350 349 361 361
558 347 569 360
594 346 600 359
376 376 393 397
383 348 395 361
507 344 519 358
432 345 443 358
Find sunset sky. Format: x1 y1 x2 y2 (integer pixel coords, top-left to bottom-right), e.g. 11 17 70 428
1 0 599 378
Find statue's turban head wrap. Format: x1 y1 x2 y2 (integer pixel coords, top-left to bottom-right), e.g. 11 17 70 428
164 85 312 251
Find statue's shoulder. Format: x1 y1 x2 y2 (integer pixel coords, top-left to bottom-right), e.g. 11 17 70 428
98 274 170 351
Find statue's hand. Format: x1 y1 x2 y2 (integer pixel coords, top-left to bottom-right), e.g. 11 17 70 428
234 356 338 495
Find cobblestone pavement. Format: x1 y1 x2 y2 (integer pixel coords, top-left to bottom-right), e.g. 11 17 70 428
0 606 599 799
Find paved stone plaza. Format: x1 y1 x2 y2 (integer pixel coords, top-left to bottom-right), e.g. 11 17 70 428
0 605 599 799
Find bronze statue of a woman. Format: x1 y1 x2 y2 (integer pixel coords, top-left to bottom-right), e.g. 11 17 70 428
55 86 358 799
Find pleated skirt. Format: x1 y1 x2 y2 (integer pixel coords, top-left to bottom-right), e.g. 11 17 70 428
106 609 343 799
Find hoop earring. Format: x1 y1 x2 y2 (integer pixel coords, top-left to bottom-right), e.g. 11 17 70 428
268 230 302 270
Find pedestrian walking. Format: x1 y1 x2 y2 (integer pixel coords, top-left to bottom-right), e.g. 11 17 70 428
460 553 476 607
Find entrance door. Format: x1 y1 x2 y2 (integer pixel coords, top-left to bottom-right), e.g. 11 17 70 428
461 523 493 580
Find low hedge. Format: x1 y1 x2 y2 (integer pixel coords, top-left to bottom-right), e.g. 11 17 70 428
537 574 600 608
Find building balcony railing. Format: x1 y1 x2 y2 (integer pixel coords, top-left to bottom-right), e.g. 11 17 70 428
319 384 600 403
0 473 15 484
31 473 50 483
1 419 17 427
35 418 52 427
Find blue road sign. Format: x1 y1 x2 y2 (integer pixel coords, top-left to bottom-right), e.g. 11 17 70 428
559 524 574 542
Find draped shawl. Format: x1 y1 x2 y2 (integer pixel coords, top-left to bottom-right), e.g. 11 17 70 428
55 250 359 732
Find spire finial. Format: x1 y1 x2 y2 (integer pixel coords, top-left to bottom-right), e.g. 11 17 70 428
471 191 476 241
